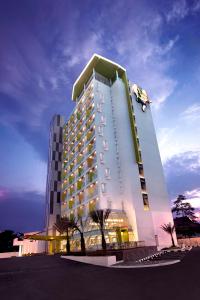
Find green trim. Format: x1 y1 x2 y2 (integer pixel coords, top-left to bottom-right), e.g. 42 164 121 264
122 73 141 164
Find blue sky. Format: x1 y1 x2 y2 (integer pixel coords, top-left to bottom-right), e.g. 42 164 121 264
0 0 200 232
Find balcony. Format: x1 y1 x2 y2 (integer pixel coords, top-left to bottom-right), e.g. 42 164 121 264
77 153 84 165
69 174 75 185
62 179 68 190
86 129 95 144
77 205 85 217
86 116 95 131
77 191 85 204
86 183 98 200
69 185 75 197
62 170 68 180
89 199 97 213
77 165 84 178
86 169 97 185
85 141 95 157
69 211 75 221
86 107 94 120
86 154 97 170
77 178 84 191
68 197 75 209
76 141 84 152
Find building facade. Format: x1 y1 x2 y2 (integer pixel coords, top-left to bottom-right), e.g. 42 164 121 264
46 54 176 251
45 115 64 243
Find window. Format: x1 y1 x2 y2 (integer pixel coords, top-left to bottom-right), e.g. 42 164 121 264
58 171 61 181
140 178 146 191
101 182 106 193
138 150 142 162
55 161 58 170
100 152 104 164
138 163 144 176
97 103 102 112
98 125 103 136
59 127 62 143
50 191 54 214
56 143 59 151
54 181 57 191
57 115 60 126
53 133 56 142
52 151 56 160
56 214 60 223
57 192 60 203
135 126 138 134
105 168 111 179
103 139 109 151
100 115 106 125
142 193 150 211
58 152 62 162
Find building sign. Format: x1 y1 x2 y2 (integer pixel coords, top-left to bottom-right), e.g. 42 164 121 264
131 84 151 112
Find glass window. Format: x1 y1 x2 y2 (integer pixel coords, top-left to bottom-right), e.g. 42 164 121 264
142 193 150 211
103 139 109 151
98 125 103 136
100 152 104 163
105 168 111 178
101 183 106 193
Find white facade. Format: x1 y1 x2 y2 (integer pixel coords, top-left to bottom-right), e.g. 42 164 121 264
59 54 176 249
14 232 46 256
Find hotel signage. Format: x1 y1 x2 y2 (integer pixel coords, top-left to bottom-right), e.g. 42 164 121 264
132 84 151 112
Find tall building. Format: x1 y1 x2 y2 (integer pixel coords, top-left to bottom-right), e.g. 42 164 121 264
46 54 176 250
45 115 64 250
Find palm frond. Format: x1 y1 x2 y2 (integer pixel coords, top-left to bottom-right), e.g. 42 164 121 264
161 223 175 234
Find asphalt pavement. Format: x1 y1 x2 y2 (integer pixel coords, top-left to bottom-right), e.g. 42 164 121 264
0 248 200 300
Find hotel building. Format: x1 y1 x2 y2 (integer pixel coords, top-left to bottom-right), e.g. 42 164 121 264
46 54 176 250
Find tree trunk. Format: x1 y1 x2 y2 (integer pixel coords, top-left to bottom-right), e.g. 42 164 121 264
101 228 107 251
66 237 70 254
171 233 175 247
80 232 86 254
66 229 70 254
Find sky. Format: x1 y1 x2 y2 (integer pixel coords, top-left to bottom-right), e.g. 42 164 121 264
0 0 200 232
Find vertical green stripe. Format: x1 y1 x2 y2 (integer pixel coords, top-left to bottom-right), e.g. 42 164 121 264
122 73 141 164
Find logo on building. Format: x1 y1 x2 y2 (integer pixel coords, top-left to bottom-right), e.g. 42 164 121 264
131 84 151 112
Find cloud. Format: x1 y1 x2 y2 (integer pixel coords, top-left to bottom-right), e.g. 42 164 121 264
164 151 200 200
0 187 45 232
166 0 189 22
99 6 179 109
166 0 200 22
181 103 200 122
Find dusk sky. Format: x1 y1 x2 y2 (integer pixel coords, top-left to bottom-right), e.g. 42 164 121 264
0 0 200 232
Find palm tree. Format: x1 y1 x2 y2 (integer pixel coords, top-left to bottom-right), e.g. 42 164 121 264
90 209 111 250
55 216 87 254
72 216 86 254
54 217 73 254
161 223 175 247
